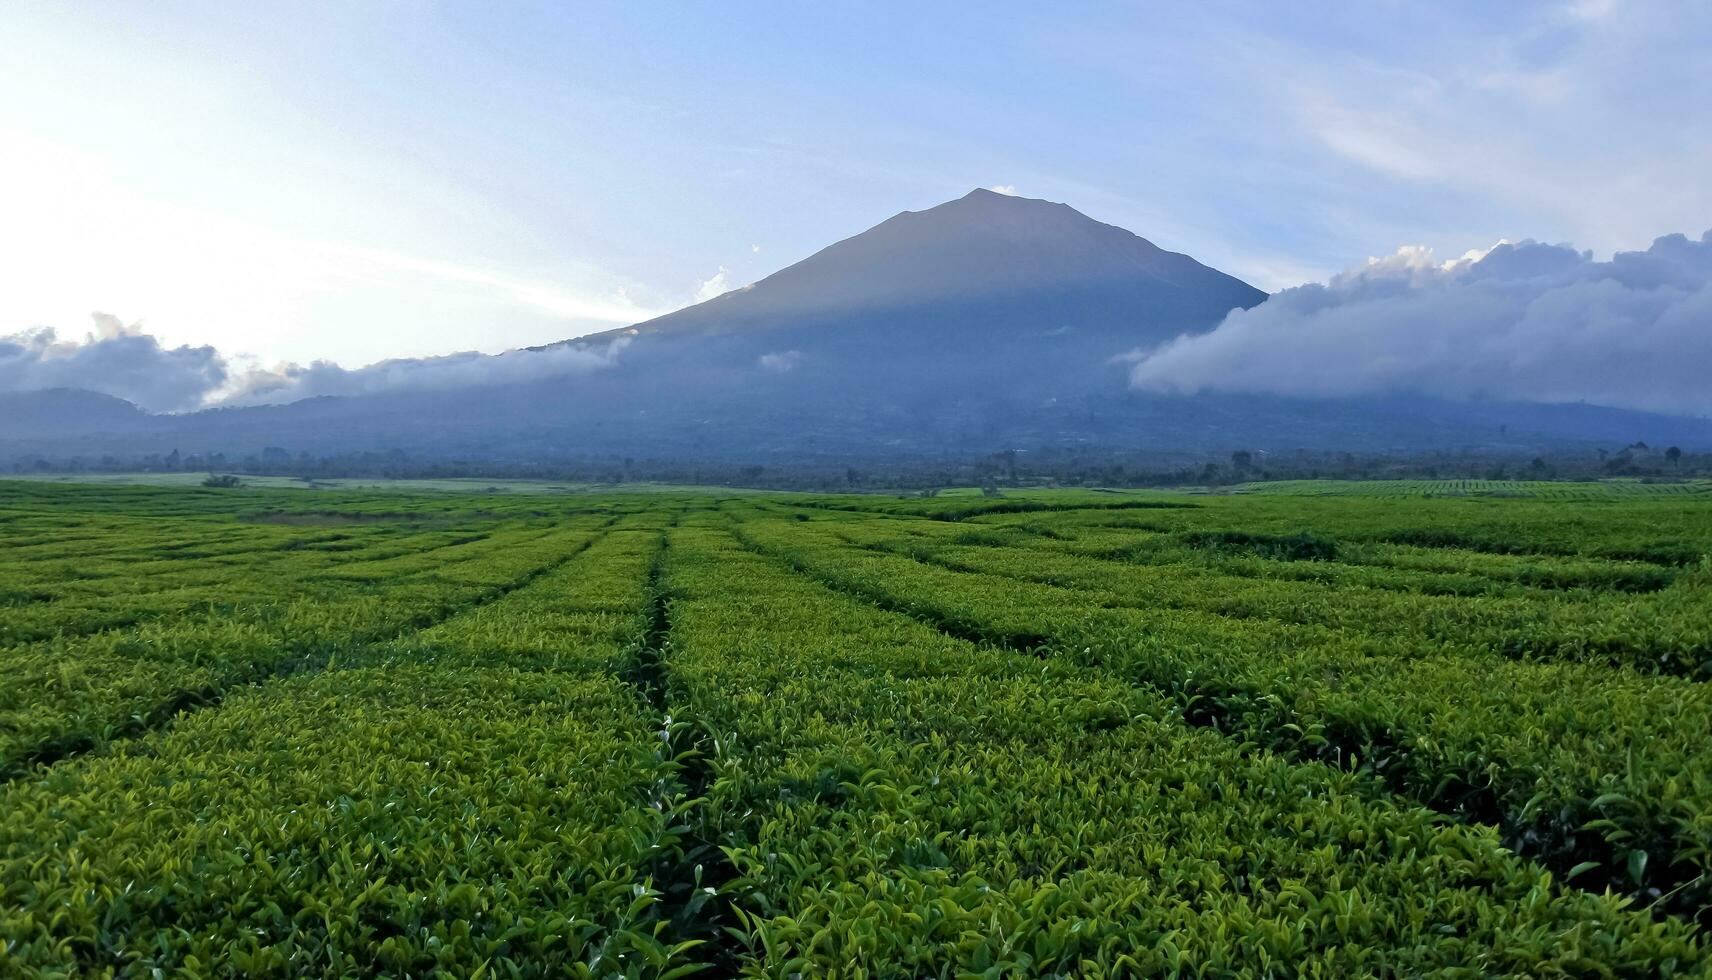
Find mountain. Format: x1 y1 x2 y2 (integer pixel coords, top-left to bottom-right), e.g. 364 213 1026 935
6 189 1711 464
0 388 155 441
591 187 1264 343
563 188 1266 401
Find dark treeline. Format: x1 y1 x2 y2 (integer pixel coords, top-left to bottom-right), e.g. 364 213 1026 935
8 441 1708 491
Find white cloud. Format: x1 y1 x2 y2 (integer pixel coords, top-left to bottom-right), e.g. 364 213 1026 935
0 314 226 413
0 314 630 412
220 336 628 407
694 267 735 303
1565 0 1619 22
988 185 1019 196
1127 229 1712 417
757 349 803 373
751 243 762 253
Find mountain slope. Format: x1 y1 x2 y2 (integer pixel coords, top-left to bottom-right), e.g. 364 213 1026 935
0 388 155 440
583 188 1265 352
548 189 1274 423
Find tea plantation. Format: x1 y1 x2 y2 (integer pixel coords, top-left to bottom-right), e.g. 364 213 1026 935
3 479 1710 976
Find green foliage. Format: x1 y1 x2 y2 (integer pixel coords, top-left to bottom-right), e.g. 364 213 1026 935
735 511 1712 924
0 668 701 976
1241 478 1712 500
0 480 1708 974
663 528 1704 974
1178 528 1341 561
0 520 613 777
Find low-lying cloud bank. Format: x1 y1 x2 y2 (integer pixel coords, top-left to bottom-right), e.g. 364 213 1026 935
0 316 628 414
12 229 1712 420
219 339 628 408
0 315 226 413
1128 231 1712 417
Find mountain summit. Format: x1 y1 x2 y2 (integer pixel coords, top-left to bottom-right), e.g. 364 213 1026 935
553 188 1272 436
596 188 1266 351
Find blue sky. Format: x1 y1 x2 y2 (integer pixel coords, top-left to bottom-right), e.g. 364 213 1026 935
3 1 1708 369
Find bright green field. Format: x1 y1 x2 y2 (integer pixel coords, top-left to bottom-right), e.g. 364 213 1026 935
9 472 780 495
1235 478 1712 499
3 479 1710 975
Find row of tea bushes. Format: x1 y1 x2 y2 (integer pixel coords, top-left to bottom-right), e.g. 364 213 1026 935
0 667 701 976
829 518 1712 679
0 526 605 778
659 527 1704 974
0 521 691 975
737 518 1712 922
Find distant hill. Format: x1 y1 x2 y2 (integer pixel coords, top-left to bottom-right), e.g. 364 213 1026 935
0 388 154 441
6 190 1711 462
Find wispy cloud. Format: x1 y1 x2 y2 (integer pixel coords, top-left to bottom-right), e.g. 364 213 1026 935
0 130 666 368
1276 7 1712 251
693 267 735 303
757 349 803 373
314 242 664 324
